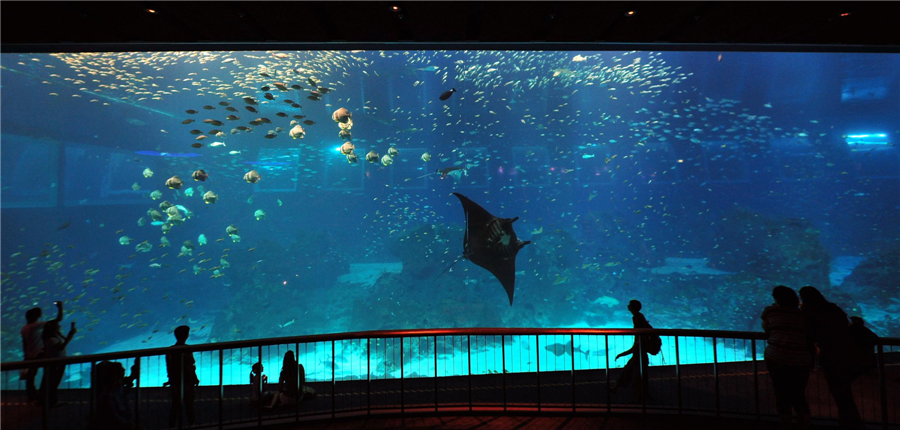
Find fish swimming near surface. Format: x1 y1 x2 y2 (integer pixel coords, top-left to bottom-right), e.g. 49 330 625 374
435 193 531 305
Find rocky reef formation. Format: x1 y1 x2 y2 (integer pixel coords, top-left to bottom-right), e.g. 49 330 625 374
711 208 831 288
841 243 900 297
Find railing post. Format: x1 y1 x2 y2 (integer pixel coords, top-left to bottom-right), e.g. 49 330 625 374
675 335 682 415
434 335 439 412
258 345 263 428
400 337 405 414
179 350 185 430
502 335 507 411
536 334 541 412
571 334 576 412
605 335 610 413
135 357 142 430
751 339 759 421
367 338 371 417
41 362 49 430
90 361 97 430
712 336 720 417
639 334 646 414
467 335 472 411
218 349 223 430
295 342 300 422
331 341 336 419
878 343 888 430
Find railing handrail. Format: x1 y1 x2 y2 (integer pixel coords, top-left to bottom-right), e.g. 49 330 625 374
2 326 897 371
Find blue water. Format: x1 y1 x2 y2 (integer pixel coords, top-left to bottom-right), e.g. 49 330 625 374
2 50 899 367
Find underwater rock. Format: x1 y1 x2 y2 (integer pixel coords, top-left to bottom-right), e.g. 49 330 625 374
711 209 831 288
841 244 900 297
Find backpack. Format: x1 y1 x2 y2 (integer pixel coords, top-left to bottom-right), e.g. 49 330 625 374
646 334 662 356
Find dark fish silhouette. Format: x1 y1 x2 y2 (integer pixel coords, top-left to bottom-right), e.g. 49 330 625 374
439 88 456 101
417 165 468 180
544 340 590 359
437 193 531 305
57 221 71 231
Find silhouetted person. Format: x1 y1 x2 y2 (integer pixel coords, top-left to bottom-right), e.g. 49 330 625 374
90 360 139 430
610 300 650 403
21 301 63 403
800 286 864 430
762 286 812 430
165 325 199 428
249 361 273 407
849 316 879 377
39 319 76 407
266 350 310 408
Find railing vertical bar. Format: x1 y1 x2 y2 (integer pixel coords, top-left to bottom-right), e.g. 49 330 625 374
536 334 541 412
751 339 759 421
367 338 371 417
675 335 681 415
331 340 336 419
401 337 405 414
639 335 647 414
258 345 263 428
218 350 223 430
42 361 49 430
605 335 610 413
179 350 185 430
300 342 306 422
434 335 439 412
571 334 576 412
467 335 472 412
135 357 142 429
712 336 719 417
878 343 888 430
90 361 97 430
502 335 507 411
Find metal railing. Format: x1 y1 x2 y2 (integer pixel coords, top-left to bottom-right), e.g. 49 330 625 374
1 327 897 430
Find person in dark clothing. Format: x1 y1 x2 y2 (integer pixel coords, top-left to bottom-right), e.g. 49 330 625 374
248 361 274 407
39 319 76 408
800 286 864 430
762 286 813 430
849 316 879 377
610 299 650 403
165 325 199 428
266 350 313 408
90 360 139 430
21 301 64 403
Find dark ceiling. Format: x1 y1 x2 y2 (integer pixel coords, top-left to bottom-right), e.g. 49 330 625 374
2 1 899 51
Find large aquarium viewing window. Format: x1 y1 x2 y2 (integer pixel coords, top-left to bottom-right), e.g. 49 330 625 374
1 48 898 366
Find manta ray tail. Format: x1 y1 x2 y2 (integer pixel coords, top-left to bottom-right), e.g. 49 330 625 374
433 255 465 284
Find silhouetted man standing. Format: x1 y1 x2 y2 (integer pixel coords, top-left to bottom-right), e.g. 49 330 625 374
165 325 198 428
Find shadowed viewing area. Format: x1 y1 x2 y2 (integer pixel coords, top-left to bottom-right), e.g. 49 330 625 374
2 2 899 430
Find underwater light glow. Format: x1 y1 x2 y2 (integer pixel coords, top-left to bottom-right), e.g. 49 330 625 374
845 133 889 146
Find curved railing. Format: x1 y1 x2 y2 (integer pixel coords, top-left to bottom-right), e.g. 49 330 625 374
1 327 898 430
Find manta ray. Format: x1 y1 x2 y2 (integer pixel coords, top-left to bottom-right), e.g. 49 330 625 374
437 193 531 305
417 165 469 181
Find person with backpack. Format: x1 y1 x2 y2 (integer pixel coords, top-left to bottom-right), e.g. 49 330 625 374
762 286 813 430
610 299 657 403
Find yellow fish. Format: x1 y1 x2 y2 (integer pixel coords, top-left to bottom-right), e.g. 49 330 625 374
531 227 543 235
